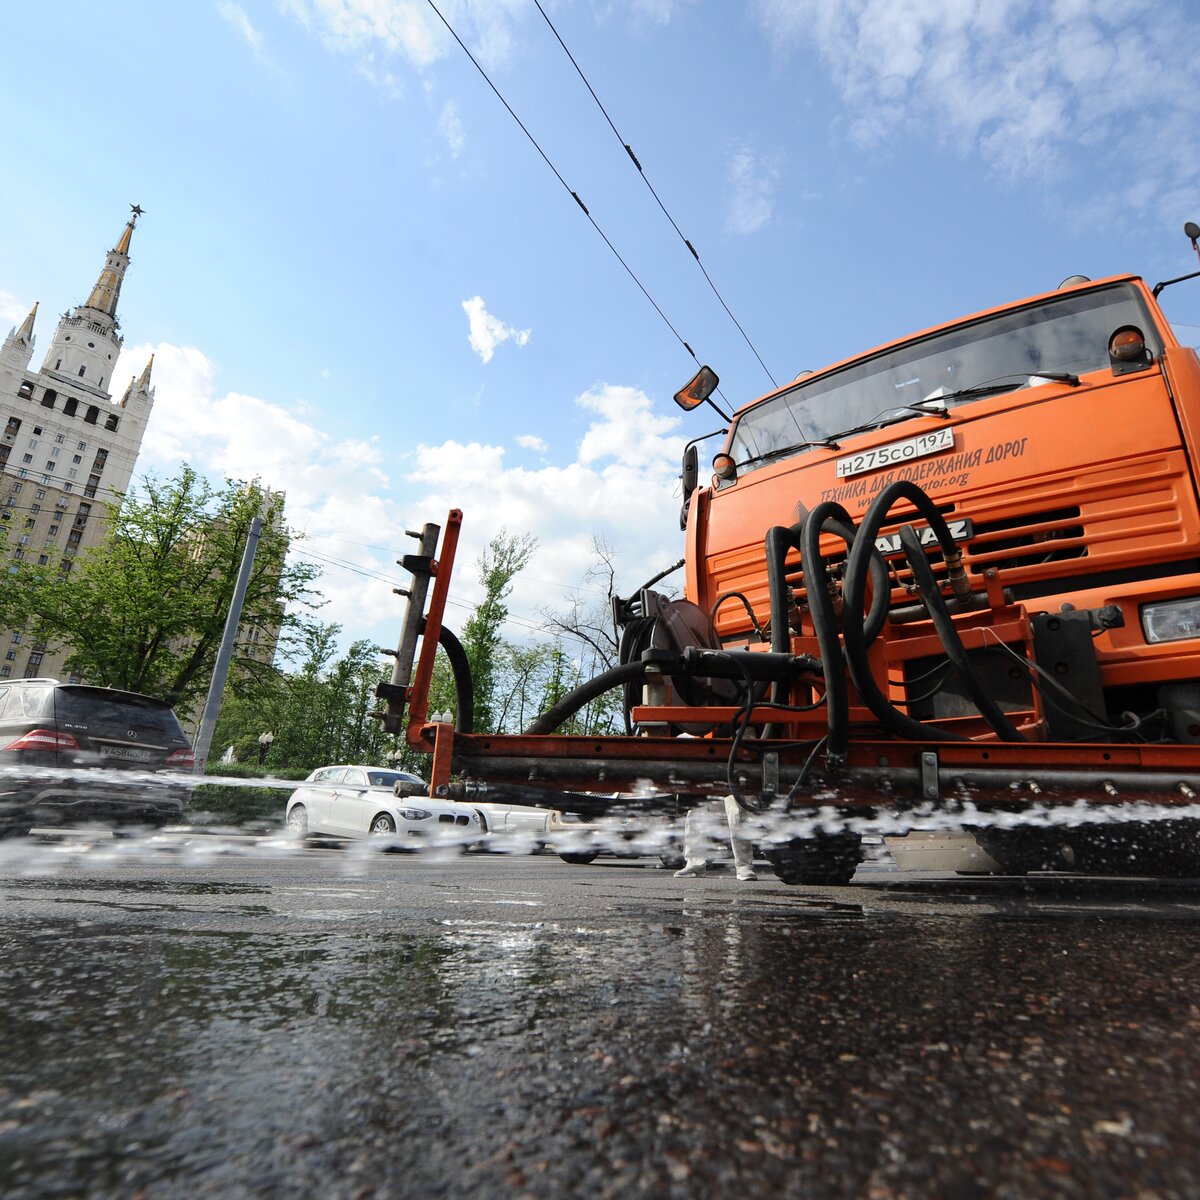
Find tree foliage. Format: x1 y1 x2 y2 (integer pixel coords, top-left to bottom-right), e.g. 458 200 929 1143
14 465 322 708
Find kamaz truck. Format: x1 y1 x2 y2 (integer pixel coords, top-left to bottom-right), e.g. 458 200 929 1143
378 245 1200 883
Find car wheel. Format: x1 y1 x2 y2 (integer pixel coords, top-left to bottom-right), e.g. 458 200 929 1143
558 850 598 865
370 814 397 835
287 805 309 839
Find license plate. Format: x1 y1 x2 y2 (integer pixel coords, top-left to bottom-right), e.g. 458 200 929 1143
874 518 974 556
97 745 155 762
836 426 955 478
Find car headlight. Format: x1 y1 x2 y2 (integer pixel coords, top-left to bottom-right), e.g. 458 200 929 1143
398 808 432 821
1141 597 1200 643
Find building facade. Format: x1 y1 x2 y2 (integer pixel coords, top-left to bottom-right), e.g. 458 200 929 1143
0 207 155 681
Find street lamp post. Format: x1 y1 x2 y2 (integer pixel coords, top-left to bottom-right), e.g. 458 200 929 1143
258 730 274 766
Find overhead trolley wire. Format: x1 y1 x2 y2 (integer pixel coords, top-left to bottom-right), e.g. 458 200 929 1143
531 0 779 392
424 0 705 374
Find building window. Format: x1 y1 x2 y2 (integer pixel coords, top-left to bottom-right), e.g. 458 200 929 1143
10 482 21 494
27 653 42 668
63 398 77 417
54 435 64 445
77 366 86 377
23 518 33 529
12 550 23 560
72 455 81 464
29 504 39 514
94 449 107 467
78 442 86 451
50 447 59 458
4 651 13 661
36 555 47 565
0 667 10 679
26 437 37 448
40 391 55 409
21 454 31 464
84 406 98 425
54 360 61 370
67 469 77 479
63 483 73 493
11 634 21 644
105 414 119 431
17 382 33 399
47 527 58 537
45 462 54 471
16 469 27 479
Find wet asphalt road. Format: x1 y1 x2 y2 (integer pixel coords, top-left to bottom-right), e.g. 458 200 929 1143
1 842 1199 1199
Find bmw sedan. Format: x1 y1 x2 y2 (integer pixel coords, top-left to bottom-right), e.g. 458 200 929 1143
285 765 482 845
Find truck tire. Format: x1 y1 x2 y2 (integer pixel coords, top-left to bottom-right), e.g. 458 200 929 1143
973 827 1068 875
558 850 598 865
765 832 862 885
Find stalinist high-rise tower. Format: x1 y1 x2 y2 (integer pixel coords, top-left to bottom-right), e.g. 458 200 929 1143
0 207 156 681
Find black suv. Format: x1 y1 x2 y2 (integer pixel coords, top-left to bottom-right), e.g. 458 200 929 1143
0 679 194 836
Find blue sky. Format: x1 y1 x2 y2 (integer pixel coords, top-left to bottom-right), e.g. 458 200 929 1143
3 0 1200 655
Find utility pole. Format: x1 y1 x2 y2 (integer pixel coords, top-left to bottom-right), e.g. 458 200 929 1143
192 515 264 774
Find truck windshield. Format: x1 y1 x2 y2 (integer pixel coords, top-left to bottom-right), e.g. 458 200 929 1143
728 283 1161 474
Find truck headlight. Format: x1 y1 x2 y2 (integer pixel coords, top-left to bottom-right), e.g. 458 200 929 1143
1141 597 1200 643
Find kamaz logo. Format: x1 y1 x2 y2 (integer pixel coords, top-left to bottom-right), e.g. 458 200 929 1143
874 518 973 557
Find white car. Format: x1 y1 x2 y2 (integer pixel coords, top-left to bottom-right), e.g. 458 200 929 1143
548 811 685 868
285 765 482 846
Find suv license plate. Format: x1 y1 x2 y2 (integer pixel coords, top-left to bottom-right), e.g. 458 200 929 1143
98 745 155 762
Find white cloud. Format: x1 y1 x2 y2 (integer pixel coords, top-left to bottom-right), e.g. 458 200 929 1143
0 289 29 326
281 0 528 72
461 295 531 363
112 342 687 647
751 0 1200 213
438 100 465 156
406 384 687 632
727 147 780 235
218 1 265 57
516 434 547 452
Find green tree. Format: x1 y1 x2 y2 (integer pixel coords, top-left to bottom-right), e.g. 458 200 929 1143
459 530 537 733
17 464 322 708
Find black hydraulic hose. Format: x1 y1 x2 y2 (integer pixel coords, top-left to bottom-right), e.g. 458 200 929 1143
763 522 805 739
525 660 648 735
841 481 966 742
899 525 1024 741
435 625 476 734
800 503 854 763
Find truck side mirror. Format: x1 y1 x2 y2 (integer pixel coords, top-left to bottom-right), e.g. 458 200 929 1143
674 366 719 411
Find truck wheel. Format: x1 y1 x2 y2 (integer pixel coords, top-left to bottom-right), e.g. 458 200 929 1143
558 851 598 865
973 827 1068 875
765 832 862 885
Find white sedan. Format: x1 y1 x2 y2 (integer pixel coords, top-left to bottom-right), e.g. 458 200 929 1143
285 765 482 845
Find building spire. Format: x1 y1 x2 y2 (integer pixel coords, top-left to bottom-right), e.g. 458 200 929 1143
83 204 143 321
138 352 154 387
14 301 38 346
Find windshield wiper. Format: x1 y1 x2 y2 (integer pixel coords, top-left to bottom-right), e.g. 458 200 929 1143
738 436 843 469
932 371 1081 404
822 400 953 445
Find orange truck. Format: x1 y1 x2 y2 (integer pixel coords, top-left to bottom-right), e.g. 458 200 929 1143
379 254 1200 882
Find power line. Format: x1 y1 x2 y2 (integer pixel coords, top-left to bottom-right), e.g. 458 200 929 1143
531 0 779 391
424 0 706 374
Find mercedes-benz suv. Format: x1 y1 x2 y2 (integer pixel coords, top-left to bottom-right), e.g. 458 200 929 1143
0 679 194 836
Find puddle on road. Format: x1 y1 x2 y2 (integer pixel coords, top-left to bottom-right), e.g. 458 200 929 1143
2 893 1199 1199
